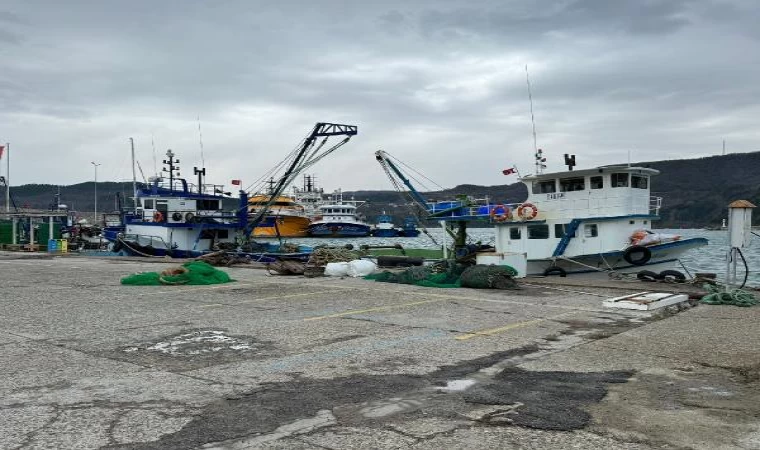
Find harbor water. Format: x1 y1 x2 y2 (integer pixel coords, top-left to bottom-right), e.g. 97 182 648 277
279 228 759 287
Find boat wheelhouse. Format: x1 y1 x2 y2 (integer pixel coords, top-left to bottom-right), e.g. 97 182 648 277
478 165 707 275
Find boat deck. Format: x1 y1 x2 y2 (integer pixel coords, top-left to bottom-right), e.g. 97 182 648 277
1 253 759 449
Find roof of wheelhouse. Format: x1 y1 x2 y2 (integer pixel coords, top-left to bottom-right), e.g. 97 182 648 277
520 165 660 181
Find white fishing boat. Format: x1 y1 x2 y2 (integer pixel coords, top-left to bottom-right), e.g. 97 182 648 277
473 164 708 275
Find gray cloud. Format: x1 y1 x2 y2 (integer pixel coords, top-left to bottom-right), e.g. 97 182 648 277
0 0 758 192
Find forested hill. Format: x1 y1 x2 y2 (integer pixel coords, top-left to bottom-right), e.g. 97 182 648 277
6 151 760 228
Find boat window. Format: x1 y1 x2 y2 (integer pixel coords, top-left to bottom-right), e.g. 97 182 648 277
143 199 155 209
590 176 604 189
532 180 556 194
217 230 229 239
554 223 576 238
559 177 585 192
611 173 629 188
584 224 598 238
528 224 549 239
197 199 220 211
510 227 521 240
631 175 648 189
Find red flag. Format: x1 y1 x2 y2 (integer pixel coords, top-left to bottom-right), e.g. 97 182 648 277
502 167 516 175
0 145 4 160
231 179 241 185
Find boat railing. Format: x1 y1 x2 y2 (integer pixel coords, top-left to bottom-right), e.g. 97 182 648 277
650 196 662 215
188 183 229 196
130 209 238 222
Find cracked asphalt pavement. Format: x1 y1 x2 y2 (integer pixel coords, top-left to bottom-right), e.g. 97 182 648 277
1 255 759 449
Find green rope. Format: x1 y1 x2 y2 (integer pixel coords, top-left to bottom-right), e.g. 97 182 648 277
700 284 758 307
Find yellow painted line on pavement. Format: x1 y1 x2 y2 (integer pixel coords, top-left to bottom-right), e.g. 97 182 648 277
131 282 253 297
240 289 344 303
199 303 224 308
304 298 446 321
456 311 578 341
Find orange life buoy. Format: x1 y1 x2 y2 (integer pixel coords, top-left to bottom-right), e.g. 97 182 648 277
517 203 538 220
153 211 164 222
489 204 512 222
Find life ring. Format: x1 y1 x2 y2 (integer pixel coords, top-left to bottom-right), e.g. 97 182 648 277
171 212 183 222
153 211 164 222
623 245 651 266
185 212 195 222
489 204 512 222
517 203 538 220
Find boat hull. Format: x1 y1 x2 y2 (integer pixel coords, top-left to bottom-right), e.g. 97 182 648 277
399 229 420 237
251 215 310 238
308 223 371 237
527 238 708 276
112 238 311 263
371 228 399 237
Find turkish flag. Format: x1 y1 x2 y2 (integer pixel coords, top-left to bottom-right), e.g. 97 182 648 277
0 145 4 159
502 167 516 175
231 179 241 185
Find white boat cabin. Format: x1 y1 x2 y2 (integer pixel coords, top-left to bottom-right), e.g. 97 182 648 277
494 165 661 260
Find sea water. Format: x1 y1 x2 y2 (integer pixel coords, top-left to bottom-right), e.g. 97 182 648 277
281 228 759 287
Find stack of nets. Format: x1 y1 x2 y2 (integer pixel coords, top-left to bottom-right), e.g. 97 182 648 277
365 262 518 290
700 284 758 307
121 261 234 286
307 247 363 266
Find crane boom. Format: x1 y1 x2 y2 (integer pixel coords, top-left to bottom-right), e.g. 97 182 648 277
244 122 358 238
374 150 430 211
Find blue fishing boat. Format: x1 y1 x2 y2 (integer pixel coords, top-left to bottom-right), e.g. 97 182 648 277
371 214 399 237
399 217 420 237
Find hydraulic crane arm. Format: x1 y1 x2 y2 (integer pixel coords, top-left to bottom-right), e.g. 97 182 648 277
374 150 430 212
244 123 358 237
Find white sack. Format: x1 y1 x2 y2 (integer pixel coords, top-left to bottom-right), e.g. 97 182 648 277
346 259 377 277
324 262 350 277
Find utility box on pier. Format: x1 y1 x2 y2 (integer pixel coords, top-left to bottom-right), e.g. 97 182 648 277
728 200 754 248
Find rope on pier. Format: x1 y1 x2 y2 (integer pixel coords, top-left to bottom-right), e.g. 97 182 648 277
700 284 758 307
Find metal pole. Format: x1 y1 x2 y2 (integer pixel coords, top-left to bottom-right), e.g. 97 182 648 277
91 161 101 225
130 138 137 209
11 217 17 245
5 142 9 212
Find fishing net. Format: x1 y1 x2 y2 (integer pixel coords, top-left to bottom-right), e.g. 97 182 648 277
365 261 518 290
121 261 234 286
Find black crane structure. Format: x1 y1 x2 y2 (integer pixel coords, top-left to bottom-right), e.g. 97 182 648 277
244 122 358 239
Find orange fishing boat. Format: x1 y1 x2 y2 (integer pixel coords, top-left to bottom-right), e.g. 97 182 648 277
247 194 311 238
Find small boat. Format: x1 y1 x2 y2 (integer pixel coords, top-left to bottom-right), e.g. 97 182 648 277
371 213 399 237
398 217 420 237
308 190 371 237
248 194 310 238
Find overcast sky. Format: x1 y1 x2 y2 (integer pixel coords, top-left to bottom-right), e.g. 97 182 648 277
1 0 758 192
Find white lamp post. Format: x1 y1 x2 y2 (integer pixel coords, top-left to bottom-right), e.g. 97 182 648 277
91 161 101 225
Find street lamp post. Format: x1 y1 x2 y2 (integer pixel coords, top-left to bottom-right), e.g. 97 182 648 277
91 161 101 225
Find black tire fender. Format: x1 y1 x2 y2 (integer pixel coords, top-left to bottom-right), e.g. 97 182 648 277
636 270 660 282
659 269 686 282
172 212 183 222
543 266 567 277
624 245 652 266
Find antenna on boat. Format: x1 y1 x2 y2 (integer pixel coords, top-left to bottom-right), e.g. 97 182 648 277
197 115 206 169
525 65 545 174
129 137 138 208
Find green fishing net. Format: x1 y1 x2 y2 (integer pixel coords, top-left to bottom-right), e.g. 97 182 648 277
121 261 234 286
365 262 518 289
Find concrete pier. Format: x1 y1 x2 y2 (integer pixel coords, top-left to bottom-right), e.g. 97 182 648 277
0 254 758 449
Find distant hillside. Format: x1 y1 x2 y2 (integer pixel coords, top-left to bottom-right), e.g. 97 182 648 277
5 152 760 228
